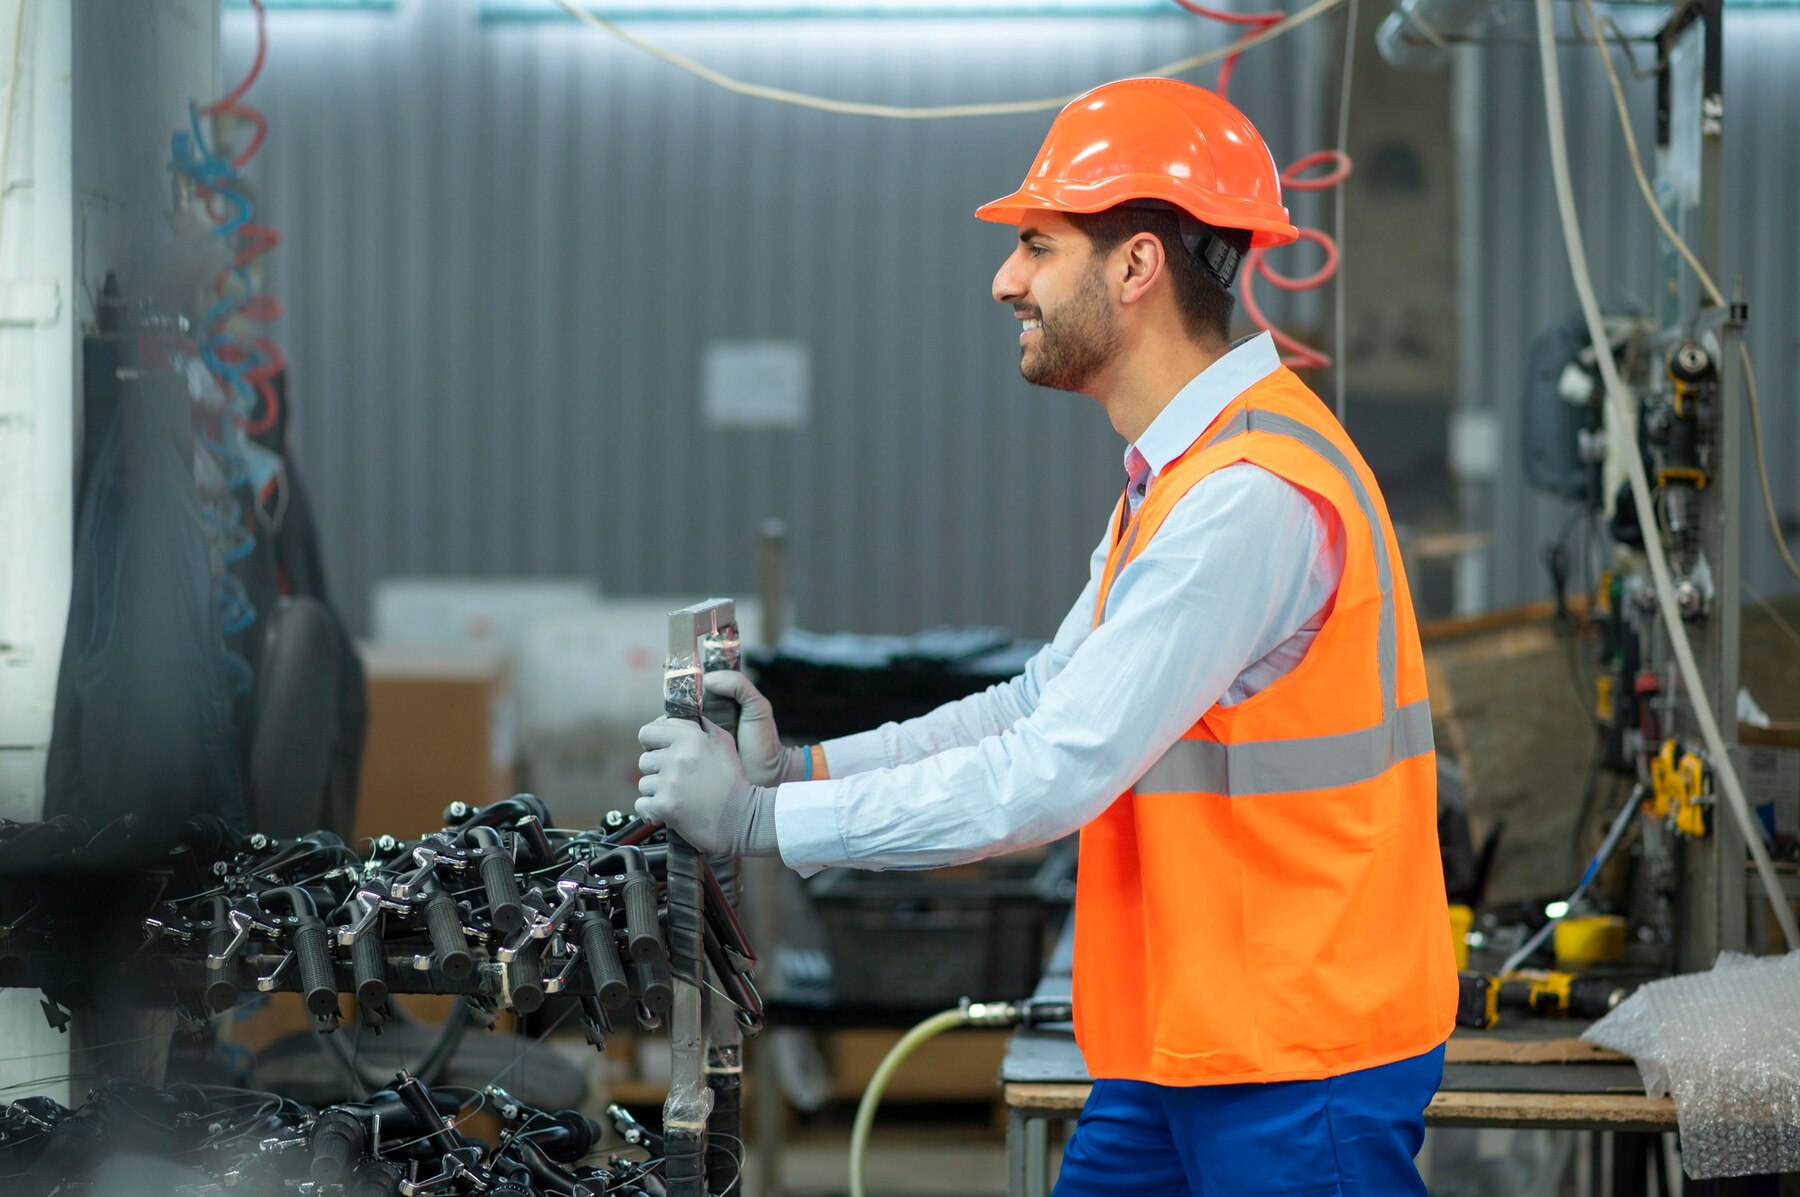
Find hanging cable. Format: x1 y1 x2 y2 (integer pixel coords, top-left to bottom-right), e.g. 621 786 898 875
1578 0 1797 585
549 0 1347 119
169 0 287 693
1535 0 1798 950
1171 0 1355 374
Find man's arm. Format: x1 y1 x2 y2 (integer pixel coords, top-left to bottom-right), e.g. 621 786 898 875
776 465 1341 875
815 532 1111 777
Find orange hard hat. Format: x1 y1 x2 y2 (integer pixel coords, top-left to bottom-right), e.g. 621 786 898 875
976 77 1298 250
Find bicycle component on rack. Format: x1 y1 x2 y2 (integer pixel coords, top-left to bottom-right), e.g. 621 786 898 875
0 1074 674 1196
0 602 757 1194
0 789 760 1194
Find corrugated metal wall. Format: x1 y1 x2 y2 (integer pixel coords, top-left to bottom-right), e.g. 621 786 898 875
1460 12 1800 609
223 2 1336 637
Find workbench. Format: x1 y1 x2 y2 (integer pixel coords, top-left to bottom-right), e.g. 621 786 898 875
1001 925 1695 1197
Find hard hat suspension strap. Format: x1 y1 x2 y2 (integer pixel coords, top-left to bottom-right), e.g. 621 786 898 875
1121 199 1245 291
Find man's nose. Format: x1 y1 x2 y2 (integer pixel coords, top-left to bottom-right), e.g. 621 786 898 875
993 253 1025 306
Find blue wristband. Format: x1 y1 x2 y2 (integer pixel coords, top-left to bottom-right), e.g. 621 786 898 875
802 744 814 780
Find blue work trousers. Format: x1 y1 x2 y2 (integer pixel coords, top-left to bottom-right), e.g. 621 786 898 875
1051 1044 1445 1197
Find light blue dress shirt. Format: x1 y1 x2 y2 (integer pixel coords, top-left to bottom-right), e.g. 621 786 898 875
774 332 1345 875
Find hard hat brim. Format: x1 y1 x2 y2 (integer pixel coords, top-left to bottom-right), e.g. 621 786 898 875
975 177 1298 249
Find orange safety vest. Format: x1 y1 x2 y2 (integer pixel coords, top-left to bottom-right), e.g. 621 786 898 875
1074 365 1457 1086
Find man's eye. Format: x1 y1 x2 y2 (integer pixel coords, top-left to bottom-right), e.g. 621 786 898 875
1028 244 1048 257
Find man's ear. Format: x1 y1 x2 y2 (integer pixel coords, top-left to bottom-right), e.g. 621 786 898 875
1117 232 1166 307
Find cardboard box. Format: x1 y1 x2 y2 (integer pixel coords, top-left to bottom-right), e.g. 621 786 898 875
356 643 515 842
1741 723 1800 842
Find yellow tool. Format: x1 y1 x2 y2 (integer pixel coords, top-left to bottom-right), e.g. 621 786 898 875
1449 904 1474 972
1650 740 1708 838
1458 968 1631 1027
1554 915 1626 965
1499 969 1630 1019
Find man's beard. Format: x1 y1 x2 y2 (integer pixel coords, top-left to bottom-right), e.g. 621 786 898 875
1021 268 1122 393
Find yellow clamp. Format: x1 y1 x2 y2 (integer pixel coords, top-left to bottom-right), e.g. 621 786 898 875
1650 740 1708 838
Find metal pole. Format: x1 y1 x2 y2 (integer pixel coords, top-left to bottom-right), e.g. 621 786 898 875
664 602 738 1195
701 608 746 1197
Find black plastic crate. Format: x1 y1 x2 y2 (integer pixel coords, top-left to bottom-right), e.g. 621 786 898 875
747 629 1041 743
805 848 1075 1009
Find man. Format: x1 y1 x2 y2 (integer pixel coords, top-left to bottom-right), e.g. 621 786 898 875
637 77 1457 1195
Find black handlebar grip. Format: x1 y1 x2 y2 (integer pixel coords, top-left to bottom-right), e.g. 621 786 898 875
664 1133 705 1197
424 888 473 980
479 847 526 935
349 1160 403 1197
509 946 546 1014
631 955 672 1017
621 872 663 961
309 1109 368 1184
395 1071 463 1156
539 1110 602 1162
292 915 339 1018
580 913 630 1010
351 929 388 1010
204 902 238 1013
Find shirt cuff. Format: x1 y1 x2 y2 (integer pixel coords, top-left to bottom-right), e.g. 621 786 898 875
818 728 891 777
774 779 851 877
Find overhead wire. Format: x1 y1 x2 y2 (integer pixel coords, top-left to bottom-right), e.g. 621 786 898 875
548 0 1348 118
546 0 1358 380
1535 0 1799 949
1579 0 1800 586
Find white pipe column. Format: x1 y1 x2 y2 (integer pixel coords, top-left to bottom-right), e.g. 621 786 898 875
0 0 75 1107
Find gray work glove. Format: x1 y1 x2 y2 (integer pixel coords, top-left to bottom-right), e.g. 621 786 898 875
703 670 808 786
636 716 779 858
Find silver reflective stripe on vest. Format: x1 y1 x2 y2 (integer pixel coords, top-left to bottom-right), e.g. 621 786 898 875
1199 406 1397 716
1113 518 1143 581
1117 404 1425 798
1135 698 1434 798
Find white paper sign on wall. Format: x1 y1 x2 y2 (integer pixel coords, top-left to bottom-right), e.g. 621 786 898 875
702 340 811 431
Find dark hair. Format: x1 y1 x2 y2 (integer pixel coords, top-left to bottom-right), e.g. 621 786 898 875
1066 206 1250 347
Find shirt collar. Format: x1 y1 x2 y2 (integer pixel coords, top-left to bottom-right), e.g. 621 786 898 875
1122 331 1282 485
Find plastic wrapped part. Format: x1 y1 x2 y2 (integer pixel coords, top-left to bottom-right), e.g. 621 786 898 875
661 1085 716 1135
1584 951 1800 1179
700 624 741 674
663 654 702 723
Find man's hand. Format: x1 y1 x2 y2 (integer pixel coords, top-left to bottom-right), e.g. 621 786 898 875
635 717 779 858
703 670 806 786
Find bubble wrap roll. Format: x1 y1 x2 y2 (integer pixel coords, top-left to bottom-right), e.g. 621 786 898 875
1583 950 1800 1179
